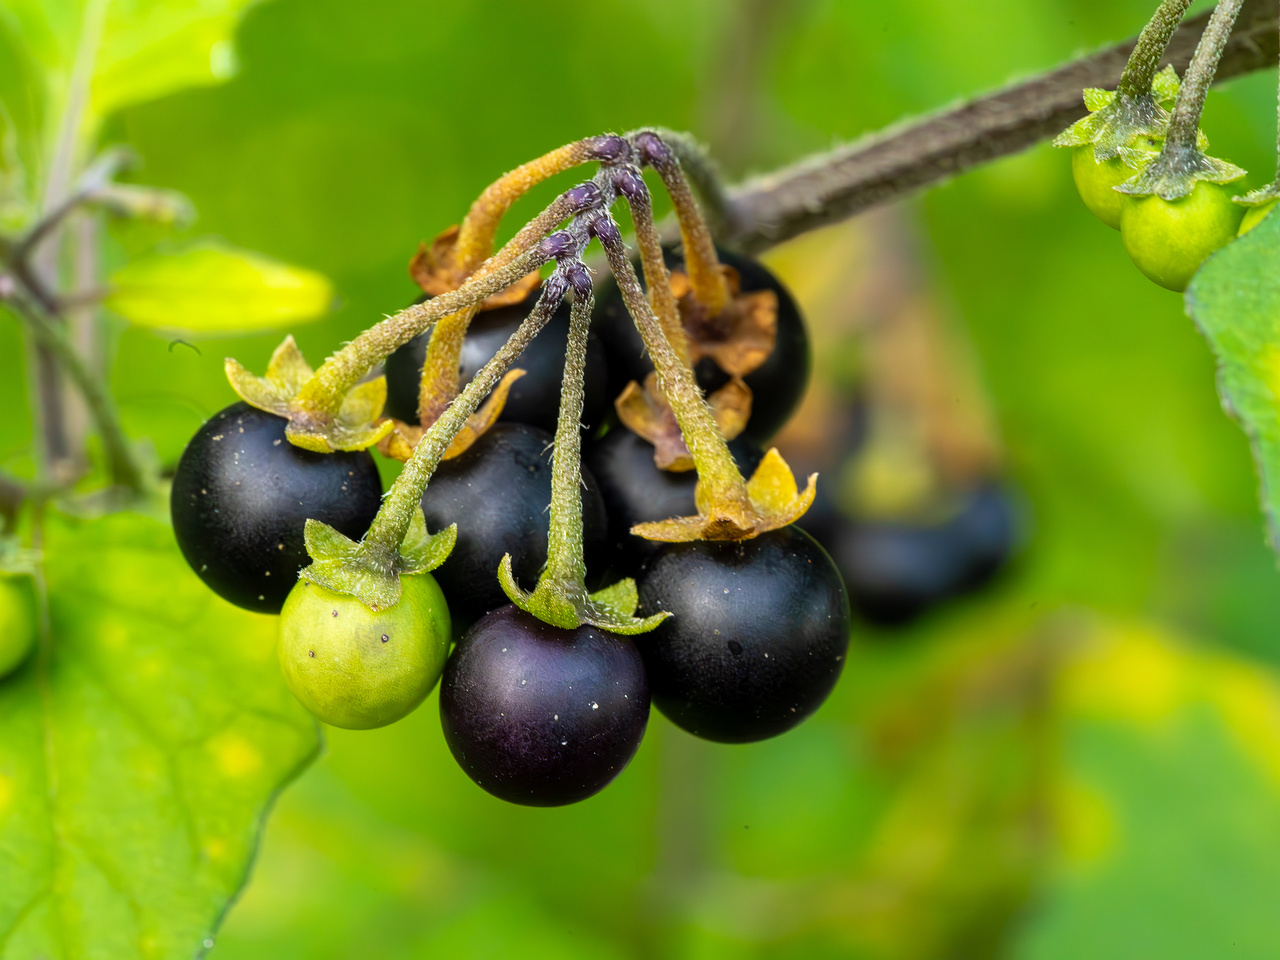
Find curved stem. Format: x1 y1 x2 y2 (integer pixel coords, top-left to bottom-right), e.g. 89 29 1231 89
633 132 731 316
1118 0 1194 98
362 279 569 554
416 188 585 424
595 219 750 510
450 136 624 272
295 247 547 419
1165 0 1247 150
613 166 692 367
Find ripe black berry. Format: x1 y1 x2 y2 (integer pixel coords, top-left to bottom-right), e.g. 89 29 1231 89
439 605 650 806
802 483 1018 626
384 293 611 435
594 246 810 443
635 526 850 743
584 428 764 574
419 423 609 629
171 402 383 613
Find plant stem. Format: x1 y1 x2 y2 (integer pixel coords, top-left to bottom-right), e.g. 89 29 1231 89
635 127 735 237
1118 0 1194 98
294 247 547 421
416 187 589 424
362 277 569 555
10 297 144 492
449 136 625 272
595 218 751 511
539 290 593 593
723 0 1276 251
612 166 692 366
1165 0 1246 150
633 132 730 316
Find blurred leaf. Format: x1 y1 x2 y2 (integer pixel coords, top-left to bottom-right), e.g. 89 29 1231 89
0 0 261 229
92 0 264 118
1015 619 1280 959
105 241 333 332
1186 212 1280 553
0 511 318 959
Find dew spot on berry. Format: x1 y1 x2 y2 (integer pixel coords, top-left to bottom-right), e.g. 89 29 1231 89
591 702 598 710
381 634 389 643
272 438 281 446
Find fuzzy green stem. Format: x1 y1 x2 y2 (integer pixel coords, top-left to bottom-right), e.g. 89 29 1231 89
294 247 547 422
416 191 580 425
361 280 567 556
596 222 750 510
1166 0 1246 150
622 171 693 367
635 134 731 316
1118 0 1194 98
637 127 734 237
539 291 593 592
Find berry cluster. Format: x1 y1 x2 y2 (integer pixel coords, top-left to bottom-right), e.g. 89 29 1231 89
1057 0 1277 291
170 130 1009 806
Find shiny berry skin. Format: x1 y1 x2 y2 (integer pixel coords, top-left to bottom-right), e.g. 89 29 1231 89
171 402 383 614
419 423 609 630
584 428 764 575
635 526 850 743
1119 180 1244 292
439 605 650 806
278 574 451 729
383 294 611 435
802 483 1018 626
0 575 37 680
1071 140 1159 230
594 246 810 443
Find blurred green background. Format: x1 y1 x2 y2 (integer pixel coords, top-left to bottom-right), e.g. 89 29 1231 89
10 0 1280 956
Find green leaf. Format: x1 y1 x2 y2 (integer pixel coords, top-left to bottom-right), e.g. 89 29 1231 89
0 510 318 958
1185 211 1280 552
91 0 264 119
104 241 334 333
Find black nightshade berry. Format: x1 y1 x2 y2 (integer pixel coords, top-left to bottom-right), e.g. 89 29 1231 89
440 605 650 806
171 402 383 614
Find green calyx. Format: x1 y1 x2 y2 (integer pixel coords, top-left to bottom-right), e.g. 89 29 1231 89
498 557 669 635
1115 141 1246 202
1054 66 1181 163
300 508 457 611
495 288 670 636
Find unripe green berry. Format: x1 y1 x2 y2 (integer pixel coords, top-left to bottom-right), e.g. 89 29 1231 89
1119 180 1244 292
1072 140 1160 230
279 574 451 729
0 575 37 680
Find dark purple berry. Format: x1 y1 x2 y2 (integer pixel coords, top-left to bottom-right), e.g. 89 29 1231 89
384 293 610 436
801 482 1019 627
584 429 764 574
171 402 382 613
419 423 609 630
635 526 850 743
440 605 650 806
594 246 810 443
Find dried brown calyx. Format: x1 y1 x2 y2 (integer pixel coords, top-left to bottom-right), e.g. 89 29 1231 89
409 226 542 309
671 263 778 378
615 372 752 471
